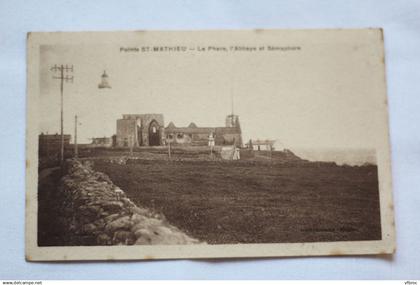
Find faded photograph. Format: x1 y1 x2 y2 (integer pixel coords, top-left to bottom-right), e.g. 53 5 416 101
26 30 395 260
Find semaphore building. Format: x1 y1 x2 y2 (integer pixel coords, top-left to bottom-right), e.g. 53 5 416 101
116 113 242 147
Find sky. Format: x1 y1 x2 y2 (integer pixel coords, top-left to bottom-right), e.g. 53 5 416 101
38 30 388 152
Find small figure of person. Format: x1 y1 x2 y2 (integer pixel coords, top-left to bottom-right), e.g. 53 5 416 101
233 146 240 160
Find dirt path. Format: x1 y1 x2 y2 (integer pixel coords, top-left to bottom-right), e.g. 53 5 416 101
38 167 60 181
37 167 66 246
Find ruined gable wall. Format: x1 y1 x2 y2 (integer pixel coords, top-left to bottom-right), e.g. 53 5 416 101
138 114 164 146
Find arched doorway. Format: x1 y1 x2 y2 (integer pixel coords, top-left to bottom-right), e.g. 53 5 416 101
148 120 160 146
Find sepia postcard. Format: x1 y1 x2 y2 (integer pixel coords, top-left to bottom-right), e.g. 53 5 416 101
26 29 395 261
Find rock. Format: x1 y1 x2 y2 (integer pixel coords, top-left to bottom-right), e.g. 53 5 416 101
87 205 101 214
121 198 136 207
81 223 97 234
133 224 198 245
104 213 121 223
78 208 98 223
113 230 136 245
105 216 132 233
96 233 111 245
131 207 151 217
78 205 87 211
131 213 146 225
92 172 112 184
135 235 152 245
153 226 173 236
131 222 145 233
131 217 161 233
134 228 151 239
93 218 106 230
99 211 110 217
102 201 124 213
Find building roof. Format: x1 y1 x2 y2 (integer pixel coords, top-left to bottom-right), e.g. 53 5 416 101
166 121 176 128
214 127 241 135
122 114 164 120
39 133 71 139
165 126 215 134
164 126 241 135
246 139 276 145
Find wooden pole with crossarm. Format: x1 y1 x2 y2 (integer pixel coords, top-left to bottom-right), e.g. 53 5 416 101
50 64 73 166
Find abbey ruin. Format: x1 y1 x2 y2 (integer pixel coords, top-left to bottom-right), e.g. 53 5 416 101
115 113 243 148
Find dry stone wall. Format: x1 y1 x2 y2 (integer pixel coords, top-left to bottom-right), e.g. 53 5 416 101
59 159 201 246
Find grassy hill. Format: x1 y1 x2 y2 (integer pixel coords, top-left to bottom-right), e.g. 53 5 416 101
93 159 381 244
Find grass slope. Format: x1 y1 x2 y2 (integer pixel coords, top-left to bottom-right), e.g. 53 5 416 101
93 160 381 244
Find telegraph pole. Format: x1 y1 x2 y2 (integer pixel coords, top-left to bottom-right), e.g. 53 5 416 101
129 135 134 157
74 115 78 158
168 141 172 160
50 64 73 166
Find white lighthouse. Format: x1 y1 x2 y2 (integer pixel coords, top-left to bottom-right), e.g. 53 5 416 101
98 70 111 89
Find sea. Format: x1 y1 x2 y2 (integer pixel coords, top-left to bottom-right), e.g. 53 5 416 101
290 148 377 166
